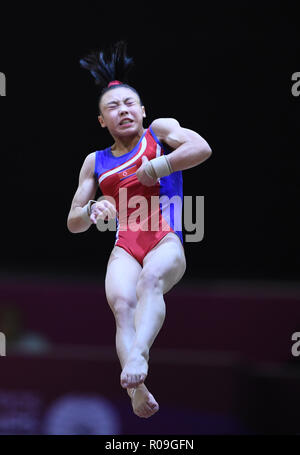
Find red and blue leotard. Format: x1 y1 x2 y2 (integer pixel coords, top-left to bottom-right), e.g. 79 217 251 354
94 126 183 265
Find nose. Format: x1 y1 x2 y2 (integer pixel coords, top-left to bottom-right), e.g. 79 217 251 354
119 102 129 116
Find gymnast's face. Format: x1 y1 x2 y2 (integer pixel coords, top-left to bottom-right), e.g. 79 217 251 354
98 87 146 137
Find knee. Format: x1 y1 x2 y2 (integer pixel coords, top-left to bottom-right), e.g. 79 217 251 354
172 249 186 280
179 254 187 278
136 269 163 298
109 297 136 326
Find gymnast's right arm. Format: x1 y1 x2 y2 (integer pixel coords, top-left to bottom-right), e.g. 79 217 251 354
67 152 98 233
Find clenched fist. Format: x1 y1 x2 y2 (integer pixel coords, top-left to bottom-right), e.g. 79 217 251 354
90 200 117 224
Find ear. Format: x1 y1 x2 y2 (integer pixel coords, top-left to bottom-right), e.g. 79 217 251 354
141 106 146 118
98 114 106 128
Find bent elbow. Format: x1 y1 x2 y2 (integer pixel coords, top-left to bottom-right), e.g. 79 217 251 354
67 218 88 234
195 137 212 162
67 222 74 234
205 146 212 159
198 145 212 163
67 217 77 234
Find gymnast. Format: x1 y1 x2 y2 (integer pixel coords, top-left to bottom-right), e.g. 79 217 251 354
67 42 212 418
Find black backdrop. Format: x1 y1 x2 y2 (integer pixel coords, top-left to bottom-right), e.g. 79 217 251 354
0 2 299 281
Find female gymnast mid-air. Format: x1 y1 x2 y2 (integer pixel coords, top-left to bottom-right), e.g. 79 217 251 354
67 42 212 419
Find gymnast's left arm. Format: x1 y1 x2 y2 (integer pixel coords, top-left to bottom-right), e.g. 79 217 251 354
151 117 212 172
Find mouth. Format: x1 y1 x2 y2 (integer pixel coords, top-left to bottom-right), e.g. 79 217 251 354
119 118 134 126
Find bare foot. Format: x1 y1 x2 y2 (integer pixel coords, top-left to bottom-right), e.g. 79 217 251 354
128 384 159 418
121 352 148 388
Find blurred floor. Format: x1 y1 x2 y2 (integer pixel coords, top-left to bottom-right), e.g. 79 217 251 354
0 270 300 434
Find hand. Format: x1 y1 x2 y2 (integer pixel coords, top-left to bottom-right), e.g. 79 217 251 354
136 156 158 187
90 200 117 224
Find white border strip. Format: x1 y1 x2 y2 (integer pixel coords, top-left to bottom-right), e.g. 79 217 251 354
156 143 161 158
99 137 147 185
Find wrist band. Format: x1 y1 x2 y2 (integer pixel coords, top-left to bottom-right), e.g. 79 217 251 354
82 200 98 222
87 200 98 216
144 155 173 179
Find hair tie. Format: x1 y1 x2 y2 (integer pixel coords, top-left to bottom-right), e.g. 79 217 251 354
107 80 122 88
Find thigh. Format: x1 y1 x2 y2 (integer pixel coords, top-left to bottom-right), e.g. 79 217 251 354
105 245 142 310
142 233 186 294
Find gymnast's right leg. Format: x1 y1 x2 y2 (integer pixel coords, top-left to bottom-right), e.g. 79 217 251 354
105 245 159 418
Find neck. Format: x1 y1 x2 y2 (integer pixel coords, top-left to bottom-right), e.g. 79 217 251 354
111 126 146 156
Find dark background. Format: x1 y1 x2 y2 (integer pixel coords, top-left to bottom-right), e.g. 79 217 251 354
0 1 299 281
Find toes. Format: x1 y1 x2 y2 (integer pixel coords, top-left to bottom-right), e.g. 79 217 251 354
121 374 134 389
132 392 159 419
146 394 157 407
141 405 157 418
144 397 159 415
133 375 141 386
141 406 151 418
137 374 146 385
134 407 147 418
149 402 159 411
147 401 159 412
121 374 146 388
148 401 159 413
134 374 146 386
125 383 136 389
120 375 129 388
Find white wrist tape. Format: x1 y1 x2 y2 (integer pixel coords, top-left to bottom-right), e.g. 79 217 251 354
144 155 173 179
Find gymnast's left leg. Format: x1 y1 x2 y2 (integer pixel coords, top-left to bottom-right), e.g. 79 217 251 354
120 233 186 389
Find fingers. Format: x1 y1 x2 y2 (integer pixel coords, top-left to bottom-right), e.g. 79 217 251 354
90 201 116 223
136 172 158 186
90 213 97 224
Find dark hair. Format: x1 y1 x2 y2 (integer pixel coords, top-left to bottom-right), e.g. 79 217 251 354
79 41 142 111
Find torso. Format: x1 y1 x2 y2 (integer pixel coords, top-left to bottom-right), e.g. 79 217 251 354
94 126 183 241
